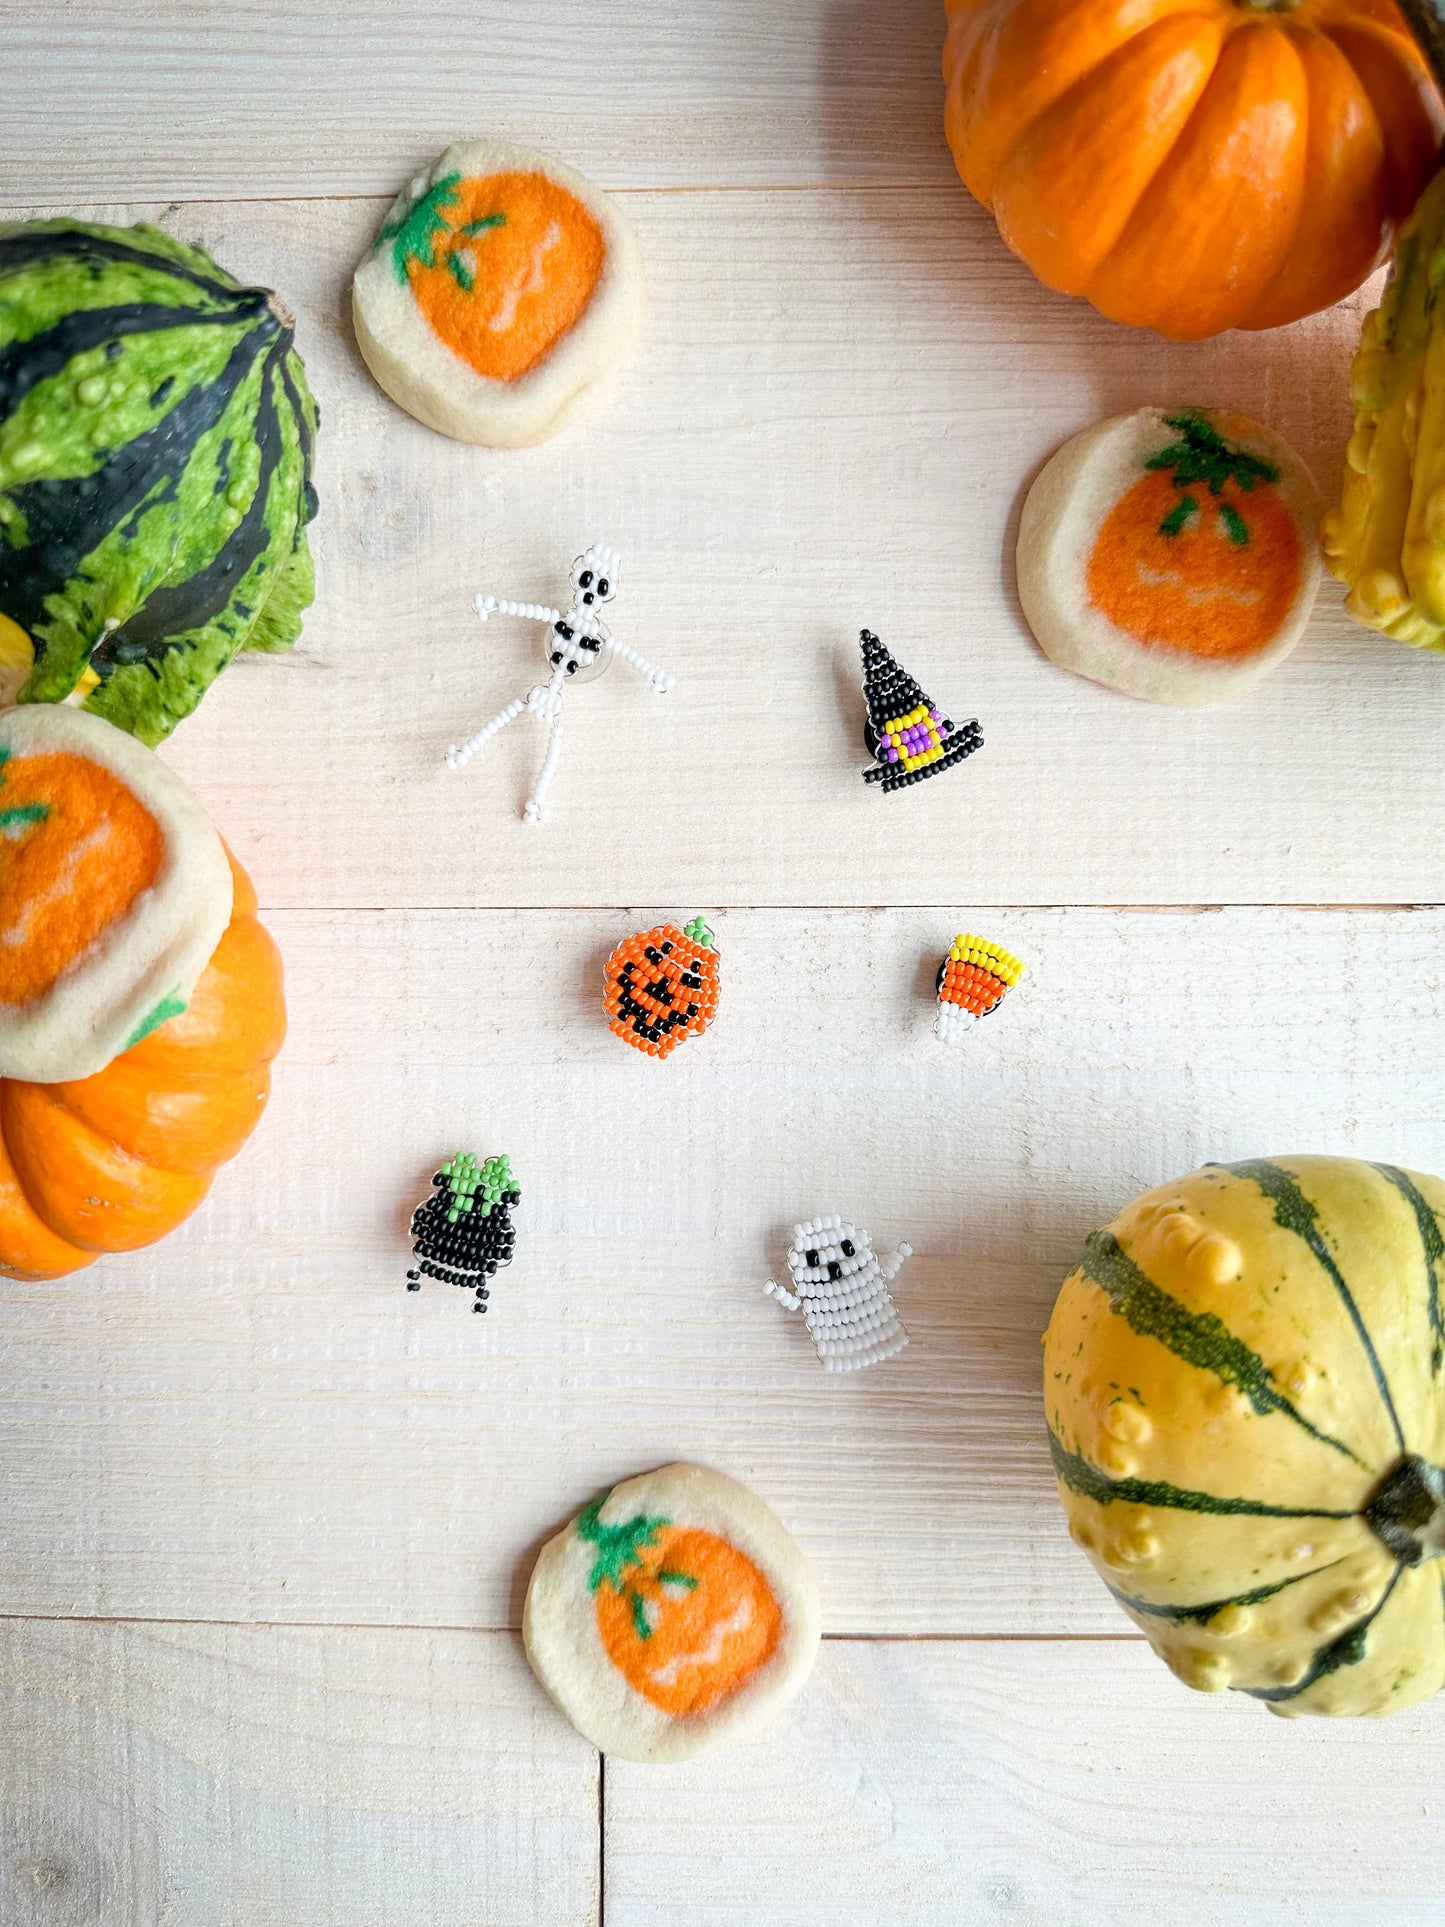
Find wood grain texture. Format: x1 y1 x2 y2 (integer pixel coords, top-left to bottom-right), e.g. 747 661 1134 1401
605 1638 1445 1925
1 906 1438 1633
0 0 957 202
10 193 1429 909
0 1619 598 1927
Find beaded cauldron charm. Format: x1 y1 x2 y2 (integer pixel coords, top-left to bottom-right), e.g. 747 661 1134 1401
407 1152 520 1311
604 917 720 1059
859 629 982 792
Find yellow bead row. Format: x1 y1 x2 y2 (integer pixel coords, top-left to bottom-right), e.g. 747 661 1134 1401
946 934 1024 985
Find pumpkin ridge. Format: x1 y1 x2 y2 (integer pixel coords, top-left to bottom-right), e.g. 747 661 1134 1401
1084 20 1307 329
1238 1561 1404 1702
1080 1227 1371 1468
1048 1427 1359 1519
1372 1163 1445 1375
1001 12 1226 284
1106 1556 1349 1625
1223 1160 1406 1453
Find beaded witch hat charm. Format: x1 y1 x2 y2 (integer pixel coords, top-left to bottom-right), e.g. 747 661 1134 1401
604 917 720 1058
935 934 1024 1043
407 1151 520 1311
859 629 982 792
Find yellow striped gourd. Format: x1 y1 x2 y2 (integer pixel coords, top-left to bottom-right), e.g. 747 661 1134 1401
1044 1157 1445 1717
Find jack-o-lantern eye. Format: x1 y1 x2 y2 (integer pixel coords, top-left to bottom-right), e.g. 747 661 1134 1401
603 920 721 1059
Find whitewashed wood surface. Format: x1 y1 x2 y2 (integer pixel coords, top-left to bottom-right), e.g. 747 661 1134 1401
4 2 1445 1920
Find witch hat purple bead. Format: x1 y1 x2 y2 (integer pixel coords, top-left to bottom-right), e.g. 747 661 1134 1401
859 629 982 793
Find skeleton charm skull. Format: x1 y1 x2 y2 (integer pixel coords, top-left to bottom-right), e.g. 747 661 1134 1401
447 544 674 824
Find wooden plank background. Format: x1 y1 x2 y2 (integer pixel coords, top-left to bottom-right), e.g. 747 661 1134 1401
3 2 1444 1920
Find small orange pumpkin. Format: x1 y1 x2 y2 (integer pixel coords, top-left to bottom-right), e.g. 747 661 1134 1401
578 1498 783 1717
0 847 285 1280
942 0 1444 340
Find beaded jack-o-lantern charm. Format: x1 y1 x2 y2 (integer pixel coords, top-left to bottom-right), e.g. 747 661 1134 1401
935 934 1023 1043
604 917 720 1058
406 1151 520 1311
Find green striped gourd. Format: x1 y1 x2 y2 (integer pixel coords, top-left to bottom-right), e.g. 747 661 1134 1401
0 219 318 743
1044 1156 1445 1716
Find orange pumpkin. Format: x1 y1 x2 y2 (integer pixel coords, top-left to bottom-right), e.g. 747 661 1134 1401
0 848 285 1281
578 1498 783 1716
942 0 1444 340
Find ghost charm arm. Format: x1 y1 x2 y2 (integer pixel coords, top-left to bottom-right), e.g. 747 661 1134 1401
765 1278 802 1312
880 1242 912 1283
603 632 674 694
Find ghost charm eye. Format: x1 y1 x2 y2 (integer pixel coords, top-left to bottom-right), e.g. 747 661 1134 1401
446 545 674 825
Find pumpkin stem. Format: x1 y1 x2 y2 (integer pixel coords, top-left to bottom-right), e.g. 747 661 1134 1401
575 1494 671 1594
1364 1454 1445 1564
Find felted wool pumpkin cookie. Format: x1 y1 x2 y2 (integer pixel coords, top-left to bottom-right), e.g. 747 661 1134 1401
524 1463 821 1762
0 706 233 1082
353 140 645 447
1017 408 1321 705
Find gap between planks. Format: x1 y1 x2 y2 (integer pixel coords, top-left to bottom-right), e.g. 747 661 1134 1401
0 1611 1144 1644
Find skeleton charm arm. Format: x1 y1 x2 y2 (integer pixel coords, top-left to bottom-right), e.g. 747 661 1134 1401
473 594 563 626
602 632 674 693
764 1278 802 1311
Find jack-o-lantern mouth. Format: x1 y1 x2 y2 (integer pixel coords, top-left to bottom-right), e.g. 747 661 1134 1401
614 959 702 1043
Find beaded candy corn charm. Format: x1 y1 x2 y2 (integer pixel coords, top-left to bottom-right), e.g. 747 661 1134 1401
935 934 1024 1043
406 1151 520 1311
604 917 720 1058
859 629 982 793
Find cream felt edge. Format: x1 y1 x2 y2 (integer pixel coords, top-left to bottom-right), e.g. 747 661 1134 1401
352 138 645 449
0 707 232 1083
523 1462 822 1764
1016 407 1323 708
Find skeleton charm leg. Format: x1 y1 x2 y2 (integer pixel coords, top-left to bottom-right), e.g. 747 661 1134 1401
521 671 568 826
446 693 530 770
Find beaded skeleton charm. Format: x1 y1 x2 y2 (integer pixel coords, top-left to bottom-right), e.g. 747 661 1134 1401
859 629 982 792
765 1216 910 1372
406 1151 520 1312
936 934 1024 1043
604 917 720 1058
447 545 674 824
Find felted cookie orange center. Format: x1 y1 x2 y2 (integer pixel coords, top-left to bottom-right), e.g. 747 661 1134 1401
0 748 163 1006
396 170 605 383
1086 468 1302 660
588 1515 781 1717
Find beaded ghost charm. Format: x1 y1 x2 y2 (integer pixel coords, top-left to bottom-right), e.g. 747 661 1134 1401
765 1216 910 1372
407 1152 520 1311
859 629 982 792
604 917 720 1058
447 545 675 825
935 934 1024 1043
